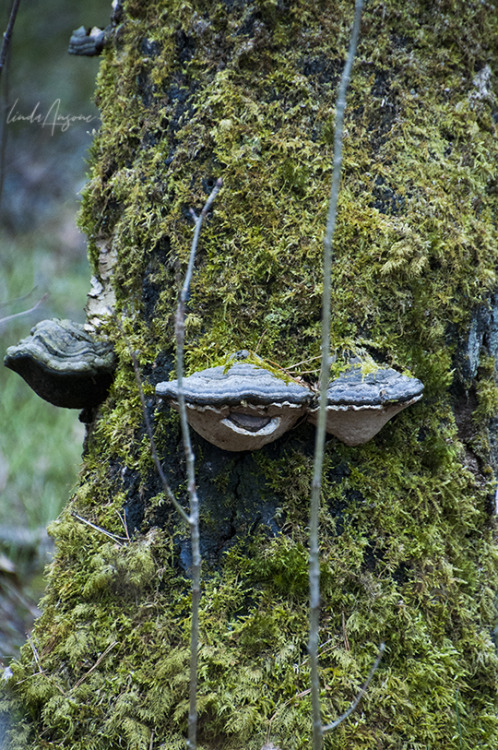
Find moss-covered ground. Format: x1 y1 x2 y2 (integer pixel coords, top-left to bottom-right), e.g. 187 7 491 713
2 0 498 747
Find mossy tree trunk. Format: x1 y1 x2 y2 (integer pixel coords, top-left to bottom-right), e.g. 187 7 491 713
2 1 498 748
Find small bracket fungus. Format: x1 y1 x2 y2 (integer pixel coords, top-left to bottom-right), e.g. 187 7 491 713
308 366 424 446
68 25 108 56
4 319 116 409
156 362 313 451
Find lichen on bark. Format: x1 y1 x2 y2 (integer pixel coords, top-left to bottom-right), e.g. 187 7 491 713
2 1 498 748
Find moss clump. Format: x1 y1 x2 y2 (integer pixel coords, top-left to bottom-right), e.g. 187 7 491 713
2 1 498 748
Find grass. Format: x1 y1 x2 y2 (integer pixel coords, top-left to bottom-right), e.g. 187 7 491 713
0 0 111 661
0 230 89 661
0 232 88 530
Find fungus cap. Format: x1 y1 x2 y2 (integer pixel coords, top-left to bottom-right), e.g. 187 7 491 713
156 362 312 451
308 366 424 446
4 319 116 409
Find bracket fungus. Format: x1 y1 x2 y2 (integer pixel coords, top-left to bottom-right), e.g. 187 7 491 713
156 362 313 451
68 25 108 56
4 319 116 409
308 366 424 446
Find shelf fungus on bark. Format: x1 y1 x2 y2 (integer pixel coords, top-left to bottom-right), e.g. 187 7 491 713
4 319 116 409
68 26 108 56
308 366 424 446
156 362 313 451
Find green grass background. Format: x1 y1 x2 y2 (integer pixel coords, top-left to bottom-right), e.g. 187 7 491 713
0 0 109 658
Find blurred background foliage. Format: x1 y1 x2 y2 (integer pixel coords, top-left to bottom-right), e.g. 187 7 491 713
0 0 110 661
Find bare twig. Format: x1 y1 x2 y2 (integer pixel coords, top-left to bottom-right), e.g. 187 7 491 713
126 345 190 524
254 328 267 353
26 634 42 670
255 354 314 387
455 689 464 749
308 2 364 748
322 642 385 733
123 179 221 749
342 611 350 651
71 641 118 690
175 177 222 750
0 287 40 309
0 0 22 204
0 0 21 76
292 368 321 376
266 687 312 741
71 511 128 545
0 293 48 328
116 509 131 543
286 355 322 370
26 634 65 695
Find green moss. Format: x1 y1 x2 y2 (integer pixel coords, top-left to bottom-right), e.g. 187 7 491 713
3 0 498 748
475 356 498 421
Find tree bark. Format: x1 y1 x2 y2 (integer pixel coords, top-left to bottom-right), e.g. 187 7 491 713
2 1 498 748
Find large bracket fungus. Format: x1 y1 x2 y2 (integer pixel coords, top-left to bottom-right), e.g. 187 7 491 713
156 362 313 452
4 319 116 409
308 365 424 446
156 358 424 451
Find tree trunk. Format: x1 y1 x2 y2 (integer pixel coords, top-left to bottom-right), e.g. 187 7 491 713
2 1 498 748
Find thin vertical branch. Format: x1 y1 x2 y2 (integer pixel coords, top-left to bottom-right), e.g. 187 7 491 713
125 178 221 749
175 177 222 750
127 344 190 523
0 0 22 204
455 689 464 749
0 0 21 75
308 3 363 748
